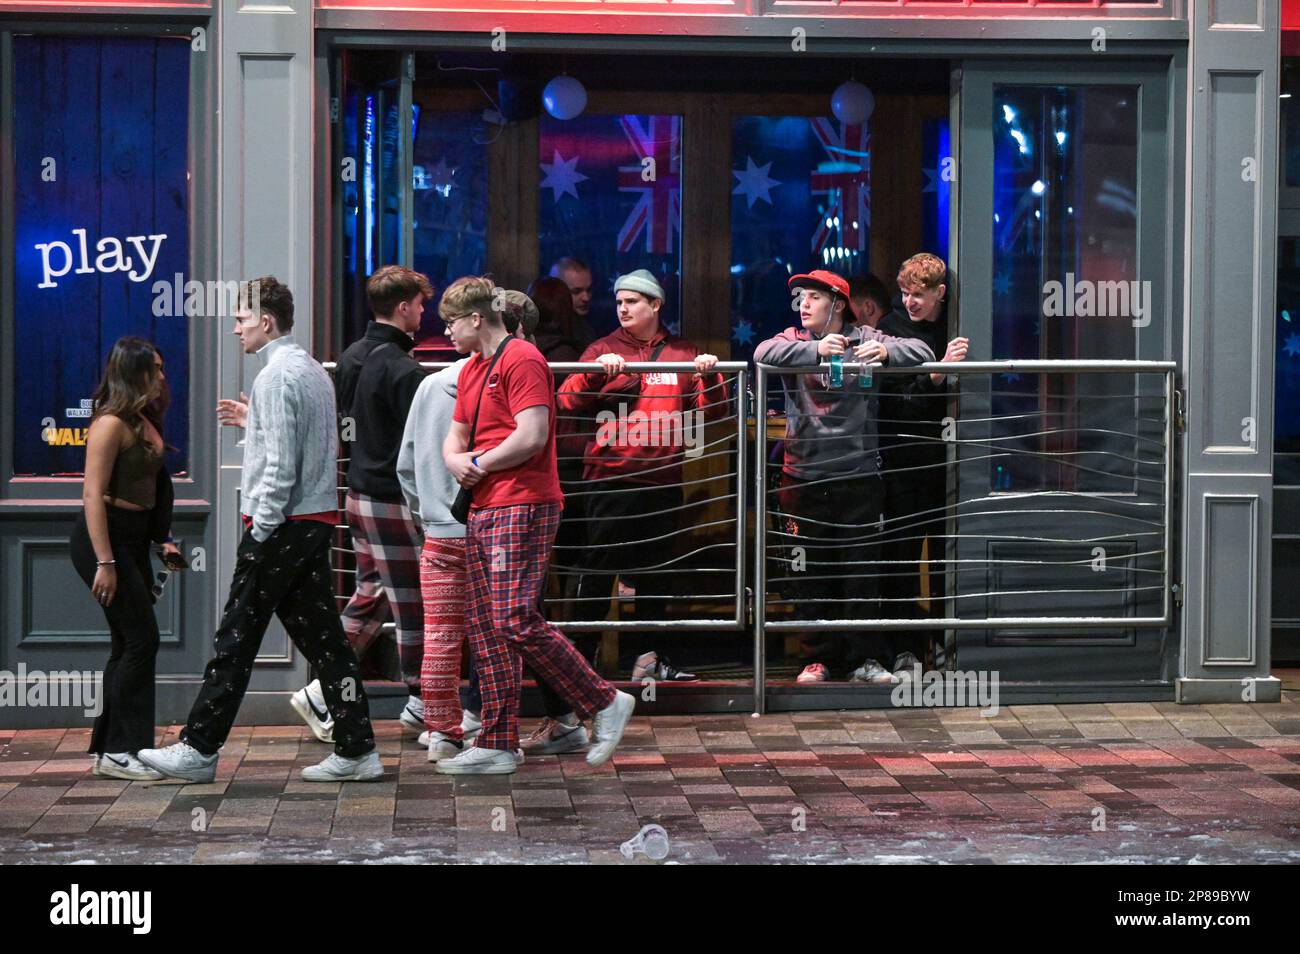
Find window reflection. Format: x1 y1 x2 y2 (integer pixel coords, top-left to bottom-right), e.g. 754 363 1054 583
990 85 1142 493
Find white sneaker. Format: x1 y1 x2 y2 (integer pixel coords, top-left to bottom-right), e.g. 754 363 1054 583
461 709 482 743
301 750 384 782
849 659 899 685
426 732 465 763
399 697 425 736
435 746 520 775
587 690 635 767
521 716 589 755
97 752 165 782
290 679 334 743
137 742 218 783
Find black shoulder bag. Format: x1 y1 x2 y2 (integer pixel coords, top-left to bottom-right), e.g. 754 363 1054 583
451 339 510 524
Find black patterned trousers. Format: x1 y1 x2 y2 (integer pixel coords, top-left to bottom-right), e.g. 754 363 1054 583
181 520 375 758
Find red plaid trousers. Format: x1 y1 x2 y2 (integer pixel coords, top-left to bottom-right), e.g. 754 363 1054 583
465 502 615 751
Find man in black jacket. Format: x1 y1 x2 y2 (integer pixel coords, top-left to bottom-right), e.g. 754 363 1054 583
290 265 433 744
876 254 968 679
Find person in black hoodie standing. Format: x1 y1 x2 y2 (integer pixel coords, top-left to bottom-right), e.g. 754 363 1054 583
876 254 968 678
290 265 433 742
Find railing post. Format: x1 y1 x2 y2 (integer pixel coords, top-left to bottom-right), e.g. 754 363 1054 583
753 363 767 716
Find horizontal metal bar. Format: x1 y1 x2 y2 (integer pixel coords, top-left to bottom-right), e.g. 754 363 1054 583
756 360 1177 374
762 616 1172 631
538 619 743 631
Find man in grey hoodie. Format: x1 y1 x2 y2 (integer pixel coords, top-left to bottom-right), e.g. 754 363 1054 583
753 269 934 685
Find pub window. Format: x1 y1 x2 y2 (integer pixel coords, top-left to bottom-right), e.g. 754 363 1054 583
538 112 683 340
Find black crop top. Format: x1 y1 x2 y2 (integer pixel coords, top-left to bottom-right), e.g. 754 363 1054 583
105 438 163 509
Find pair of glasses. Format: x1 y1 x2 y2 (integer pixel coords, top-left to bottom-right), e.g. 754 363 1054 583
444 313 476 334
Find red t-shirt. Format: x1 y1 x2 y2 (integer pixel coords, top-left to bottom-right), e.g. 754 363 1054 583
453 340 563 510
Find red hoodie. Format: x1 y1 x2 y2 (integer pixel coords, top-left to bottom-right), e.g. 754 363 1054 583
557 325 728 485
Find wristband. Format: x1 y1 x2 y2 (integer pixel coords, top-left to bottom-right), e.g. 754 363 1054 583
163 534 175 544
96 559 116 567
472 455 481 469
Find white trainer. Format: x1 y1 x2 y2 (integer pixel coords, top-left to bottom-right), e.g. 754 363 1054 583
435 746 519 775
587 690 636 766
461 709 482 743
97 752 165 782
137 742 218 783
521 716 589 755
426 732 465 763
301 750 384 782
290 679 334 743
399 697 425 736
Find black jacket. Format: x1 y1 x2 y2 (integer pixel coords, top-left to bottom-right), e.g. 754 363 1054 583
877 305 951 467
335 321 428 501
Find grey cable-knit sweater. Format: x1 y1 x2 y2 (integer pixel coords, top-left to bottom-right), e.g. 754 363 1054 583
240 335 340 541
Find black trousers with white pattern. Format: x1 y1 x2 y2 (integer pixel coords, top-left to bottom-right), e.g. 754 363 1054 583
181 521 376 758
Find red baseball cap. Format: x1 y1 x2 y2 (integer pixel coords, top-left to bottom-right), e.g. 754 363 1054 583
788 269 850 300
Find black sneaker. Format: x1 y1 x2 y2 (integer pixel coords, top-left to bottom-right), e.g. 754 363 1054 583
632 651 699 682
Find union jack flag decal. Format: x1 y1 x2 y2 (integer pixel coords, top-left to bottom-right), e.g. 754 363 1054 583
810 118 871 254
617 115 682 255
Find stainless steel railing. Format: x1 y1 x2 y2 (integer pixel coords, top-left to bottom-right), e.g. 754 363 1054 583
311 356 1177 711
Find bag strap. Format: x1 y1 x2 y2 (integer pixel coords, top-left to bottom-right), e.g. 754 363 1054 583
466 338 511 449
648 340 669 363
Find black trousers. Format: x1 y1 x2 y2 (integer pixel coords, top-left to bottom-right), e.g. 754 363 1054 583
776 471 893 674
181 521 375 758
70 507 160 755
882 456 947 660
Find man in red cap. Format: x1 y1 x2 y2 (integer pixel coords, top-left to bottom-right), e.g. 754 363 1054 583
754 269 934 685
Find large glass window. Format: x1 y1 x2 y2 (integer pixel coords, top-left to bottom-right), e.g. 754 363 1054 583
411 109 490 346
538 113 683 340
12 35 191 477
729 115 870 362
1276 237 1300 484
989 85 1142 493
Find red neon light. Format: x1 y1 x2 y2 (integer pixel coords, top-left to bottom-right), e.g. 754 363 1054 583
0 1 209 7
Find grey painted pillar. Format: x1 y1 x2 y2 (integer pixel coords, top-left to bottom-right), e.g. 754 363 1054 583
215 2 315 689
1179 0 1282 703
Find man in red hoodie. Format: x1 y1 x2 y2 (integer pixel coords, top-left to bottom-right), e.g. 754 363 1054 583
548 270 725 715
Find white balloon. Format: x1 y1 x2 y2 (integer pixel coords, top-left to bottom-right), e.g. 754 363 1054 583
543 76 588 121
832 81 874 125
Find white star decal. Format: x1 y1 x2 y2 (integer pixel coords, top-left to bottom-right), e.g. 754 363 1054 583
540 151 588 202
732 155 781 210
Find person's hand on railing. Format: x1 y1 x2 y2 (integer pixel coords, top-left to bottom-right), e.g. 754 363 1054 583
816 334 848 357
852 340 888 364
931 336 970 385
694 353 719 375
447 450 488 489
595 353 627 375
216 392 249 428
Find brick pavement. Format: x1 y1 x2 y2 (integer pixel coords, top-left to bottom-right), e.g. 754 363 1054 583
2 698 1298 864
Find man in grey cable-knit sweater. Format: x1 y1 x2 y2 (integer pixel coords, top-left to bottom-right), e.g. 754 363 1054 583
139 276 381 785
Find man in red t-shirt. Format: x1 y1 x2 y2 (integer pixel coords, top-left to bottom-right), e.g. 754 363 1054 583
436 276 635 775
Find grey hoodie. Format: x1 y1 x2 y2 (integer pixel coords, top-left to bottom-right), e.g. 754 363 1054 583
753 323 934 480
396 359 468 539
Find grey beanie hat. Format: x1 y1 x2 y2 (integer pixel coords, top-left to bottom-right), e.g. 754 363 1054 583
614 268 666 302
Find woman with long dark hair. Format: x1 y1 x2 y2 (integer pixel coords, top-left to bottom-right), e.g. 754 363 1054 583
69 336 182 780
